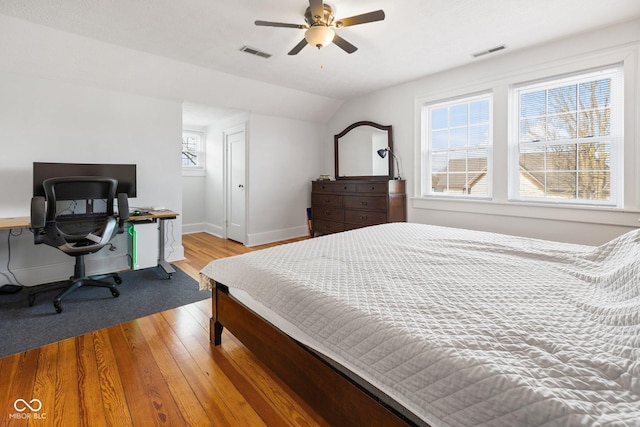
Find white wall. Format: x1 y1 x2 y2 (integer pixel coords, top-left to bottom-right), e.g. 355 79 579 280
0 71 183 286
0 14 338 284
246 114 324 246
326 19 640 246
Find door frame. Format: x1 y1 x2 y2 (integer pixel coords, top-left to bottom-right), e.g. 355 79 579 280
223 123 248 244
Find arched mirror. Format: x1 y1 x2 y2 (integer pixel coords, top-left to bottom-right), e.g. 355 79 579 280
334 121 393 180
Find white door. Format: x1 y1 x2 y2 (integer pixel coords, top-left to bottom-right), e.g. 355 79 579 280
225 126 246 244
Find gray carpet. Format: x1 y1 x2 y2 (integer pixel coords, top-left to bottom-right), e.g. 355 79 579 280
0 266 210 358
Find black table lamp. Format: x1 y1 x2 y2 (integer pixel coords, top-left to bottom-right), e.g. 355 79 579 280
377 147 402 180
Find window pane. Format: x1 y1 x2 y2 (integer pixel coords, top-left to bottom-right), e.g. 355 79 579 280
520 91 546 117
520 117 546 142
547 85 576 115
432 129 449 150
431 108 448 130
545 172 577 198
450 104 468 127
450 127 467 148
547 113 577 140
470 101 489 124
546 144 577 172
579 108 610 138
578 171 609 200
469 124 489 146
426 94 492 198
514 66 621 205
431 153 449 193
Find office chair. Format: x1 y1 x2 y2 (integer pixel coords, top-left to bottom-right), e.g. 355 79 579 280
30 176 130 313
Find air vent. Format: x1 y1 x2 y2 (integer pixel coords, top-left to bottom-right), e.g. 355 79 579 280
472 45 507 58
240 46 272 59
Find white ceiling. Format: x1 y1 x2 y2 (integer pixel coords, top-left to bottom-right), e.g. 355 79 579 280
1 0 639 103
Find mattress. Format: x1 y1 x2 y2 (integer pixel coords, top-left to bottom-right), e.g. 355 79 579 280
200 223 640 426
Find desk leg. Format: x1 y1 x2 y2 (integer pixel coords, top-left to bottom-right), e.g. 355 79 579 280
157 218 175 279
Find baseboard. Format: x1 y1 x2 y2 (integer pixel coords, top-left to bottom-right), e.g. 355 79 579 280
246 225 308 247
181 223 307 247
13 254 131 287
182 222 223 238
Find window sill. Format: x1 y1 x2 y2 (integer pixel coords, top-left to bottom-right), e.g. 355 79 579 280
411 196 640 228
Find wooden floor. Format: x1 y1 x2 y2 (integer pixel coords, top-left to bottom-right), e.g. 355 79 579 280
0 233 326 427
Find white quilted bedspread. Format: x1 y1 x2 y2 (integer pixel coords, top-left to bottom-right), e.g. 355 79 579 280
200 223 640 426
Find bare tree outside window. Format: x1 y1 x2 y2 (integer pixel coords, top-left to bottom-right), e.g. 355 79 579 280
516 67 620 204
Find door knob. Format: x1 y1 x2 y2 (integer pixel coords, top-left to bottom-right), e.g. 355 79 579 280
238 184 244 188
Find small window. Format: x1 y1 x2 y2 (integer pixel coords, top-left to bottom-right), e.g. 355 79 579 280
182 130 205 173
423 93 493 198
511 65 623 205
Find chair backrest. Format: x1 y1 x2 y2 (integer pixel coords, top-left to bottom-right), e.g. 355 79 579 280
43 176 117 221
31 176 128 255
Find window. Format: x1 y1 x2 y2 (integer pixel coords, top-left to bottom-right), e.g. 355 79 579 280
182 130 205 173
511 65 623 205
423 93 492 197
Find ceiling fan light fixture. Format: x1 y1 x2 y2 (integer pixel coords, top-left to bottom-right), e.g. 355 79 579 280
305 25 335 49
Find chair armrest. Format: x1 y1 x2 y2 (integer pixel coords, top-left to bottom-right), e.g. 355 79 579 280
31 197 46 229
117 193 129 233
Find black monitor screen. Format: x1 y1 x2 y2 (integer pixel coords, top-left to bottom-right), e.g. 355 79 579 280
33 162 137 198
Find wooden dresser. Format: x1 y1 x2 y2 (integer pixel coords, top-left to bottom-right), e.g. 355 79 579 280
311 179 406 235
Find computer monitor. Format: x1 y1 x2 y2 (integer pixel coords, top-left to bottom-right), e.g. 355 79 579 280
33 162 137 199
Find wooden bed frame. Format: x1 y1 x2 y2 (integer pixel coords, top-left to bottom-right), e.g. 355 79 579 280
210 282 417 427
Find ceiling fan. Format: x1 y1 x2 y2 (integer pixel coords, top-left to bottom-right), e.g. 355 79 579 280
255 0 385 55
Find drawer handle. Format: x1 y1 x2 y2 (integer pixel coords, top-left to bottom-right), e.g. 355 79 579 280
360 201 368 206
324 198 331 203
369 186 376 190
324 210 331 216
343 186 348 190
324 224 331 229
360 215 368 220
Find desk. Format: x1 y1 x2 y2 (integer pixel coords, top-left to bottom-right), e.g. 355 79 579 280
0 210 179 277
128 210 178 277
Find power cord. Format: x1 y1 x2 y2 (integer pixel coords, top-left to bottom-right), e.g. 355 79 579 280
1 229 24 291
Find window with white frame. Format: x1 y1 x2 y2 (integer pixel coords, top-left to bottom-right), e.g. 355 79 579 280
182 130 205 171
511 65 623 205
423 93 492 197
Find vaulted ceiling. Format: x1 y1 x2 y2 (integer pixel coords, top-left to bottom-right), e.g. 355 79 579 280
1 0 638 101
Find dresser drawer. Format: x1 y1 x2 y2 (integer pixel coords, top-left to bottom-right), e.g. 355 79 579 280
344 210 387 226
312 193 343 207
343 196 387 211
355 183 388 193
313 219 345 234
312 181 356 193
314 206 344 221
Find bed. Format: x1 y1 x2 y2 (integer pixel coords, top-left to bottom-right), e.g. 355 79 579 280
199 222 640 426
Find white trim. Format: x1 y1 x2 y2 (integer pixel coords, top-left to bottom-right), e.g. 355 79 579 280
414 43 639 222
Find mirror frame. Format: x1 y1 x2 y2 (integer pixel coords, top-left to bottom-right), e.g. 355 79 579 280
334 121 393 180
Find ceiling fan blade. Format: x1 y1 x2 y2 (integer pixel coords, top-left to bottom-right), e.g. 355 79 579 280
288 39 308 55
332 34 357 54
335 10 385 27
309 0 325 23
255 20 306 29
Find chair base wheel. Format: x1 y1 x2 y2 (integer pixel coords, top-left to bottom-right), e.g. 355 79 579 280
111 288 120 297
54 300 63 313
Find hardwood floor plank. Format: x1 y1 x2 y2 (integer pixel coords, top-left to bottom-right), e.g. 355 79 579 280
76 333 108 427
53 339 80 427
160 306 268 427
0 232 327 427
107 320 187 426
29 343 57 427
136 315 214 427
92 328 133 426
